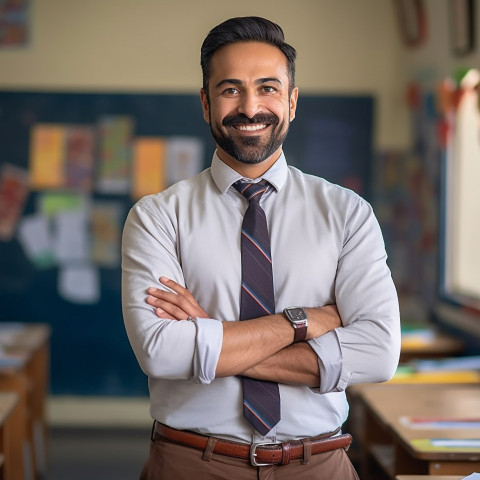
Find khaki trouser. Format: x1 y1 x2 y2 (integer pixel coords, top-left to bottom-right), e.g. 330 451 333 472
140 436 360 480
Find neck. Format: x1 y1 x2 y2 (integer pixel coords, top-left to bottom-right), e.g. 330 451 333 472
216 147 283 179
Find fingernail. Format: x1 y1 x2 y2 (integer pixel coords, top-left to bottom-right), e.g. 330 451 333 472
160 276 169 283
156 308 165 314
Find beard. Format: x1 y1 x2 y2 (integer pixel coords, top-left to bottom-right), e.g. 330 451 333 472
209 111 290 165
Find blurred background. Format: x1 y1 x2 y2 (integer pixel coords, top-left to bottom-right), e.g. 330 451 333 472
0 0 479 478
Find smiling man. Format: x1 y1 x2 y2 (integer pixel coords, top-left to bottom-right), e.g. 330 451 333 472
122 16 400 479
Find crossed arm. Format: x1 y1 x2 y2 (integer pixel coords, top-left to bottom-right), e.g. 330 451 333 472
146 277 342 387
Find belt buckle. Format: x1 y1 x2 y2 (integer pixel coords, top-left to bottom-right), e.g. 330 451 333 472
249 441 280 467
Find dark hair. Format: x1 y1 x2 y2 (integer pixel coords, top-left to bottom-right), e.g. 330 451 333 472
200 16 297 98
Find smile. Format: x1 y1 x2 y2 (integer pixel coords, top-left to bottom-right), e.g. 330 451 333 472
234 124 268 132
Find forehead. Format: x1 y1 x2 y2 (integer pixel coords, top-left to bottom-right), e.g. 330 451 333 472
209 41 289 83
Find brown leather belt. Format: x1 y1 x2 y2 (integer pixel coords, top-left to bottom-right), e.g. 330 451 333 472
153 422 352 467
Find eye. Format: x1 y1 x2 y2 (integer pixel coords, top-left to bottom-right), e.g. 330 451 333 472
262 85 278 94
222 87 240 95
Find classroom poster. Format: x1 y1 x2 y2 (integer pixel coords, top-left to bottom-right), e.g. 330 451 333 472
58 264 100 304
90 201 123 267
96 116 134 194
37 192 89 218
0 164 29 241
17 214 55 268
30 124 66 190
0 0 30 47
132 137 166 199
53 209 90 265
166 136 204 185
65 125 96 192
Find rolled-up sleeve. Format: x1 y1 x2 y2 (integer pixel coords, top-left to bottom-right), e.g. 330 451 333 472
311 198 401 393
121 201 223 382
192 317 223 384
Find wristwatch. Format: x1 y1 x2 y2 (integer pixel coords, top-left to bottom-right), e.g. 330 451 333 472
283 307 308 343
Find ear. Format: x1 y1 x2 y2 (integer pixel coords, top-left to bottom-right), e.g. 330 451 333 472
289 87 299 122
200 88 210 124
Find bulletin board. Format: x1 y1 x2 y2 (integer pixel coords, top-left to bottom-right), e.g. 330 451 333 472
0 91 373 396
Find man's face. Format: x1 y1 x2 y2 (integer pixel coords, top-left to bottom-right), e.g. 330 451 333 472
201 41 298 170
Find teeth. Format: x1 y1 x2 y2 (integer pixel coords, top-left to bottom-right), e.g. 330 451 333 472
236 124 267 132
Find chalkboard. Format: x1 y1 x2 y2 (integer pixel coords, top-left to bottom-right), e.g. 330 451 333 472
0 91 373 395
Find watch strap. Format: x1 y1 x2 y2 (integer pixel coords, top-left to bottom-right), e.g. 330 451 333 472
292 322 307 343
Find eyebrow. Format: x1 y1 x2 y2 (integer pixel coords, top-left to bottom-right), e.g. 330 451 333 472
215 77 283 88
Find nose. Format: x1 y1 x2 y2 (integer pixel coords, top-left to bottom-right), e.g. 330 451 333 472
237 91 261 119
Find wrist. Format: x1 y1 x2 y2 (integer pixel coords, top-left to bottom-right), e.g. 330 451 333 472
283 307 308 343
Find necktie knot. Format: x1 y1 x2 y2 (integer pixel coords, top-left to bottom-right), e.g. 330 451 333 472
233 180 269 203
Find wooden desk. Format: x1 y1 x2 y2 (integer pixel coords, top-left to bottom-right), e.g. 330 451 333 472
0 392 22 480
355 383 480 479
0 323 50 480
400 329 465 363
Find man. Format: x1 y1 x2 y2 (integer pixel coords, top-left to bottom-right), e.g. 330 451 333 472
122 16 400 479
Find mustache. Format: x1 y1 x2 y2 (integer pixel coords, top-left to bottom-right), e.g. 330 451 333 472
222 113 279 127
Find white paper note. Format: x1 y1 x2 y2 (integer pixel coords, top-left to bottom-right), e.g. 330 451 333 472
166 137 204 185
17 214 55 268
53 210 90 265
58 264 100 304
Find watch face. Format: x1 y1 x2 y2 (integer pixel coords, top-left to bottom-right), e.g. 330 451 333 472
287 307 307 322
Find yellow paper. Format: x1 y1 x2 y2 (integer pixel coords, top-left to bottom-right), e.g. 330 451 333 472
411 438 480 453
132 137 166 199
30 124 66 189
389 369 480 384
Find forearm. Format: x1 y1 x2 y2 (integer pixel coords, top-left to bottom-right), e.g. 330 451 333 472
215 313 293 377
215 305 341 378
241 342 320 387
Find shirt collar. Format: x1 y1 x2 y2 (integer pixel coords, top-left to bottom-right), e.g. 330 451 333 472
210 150 288 194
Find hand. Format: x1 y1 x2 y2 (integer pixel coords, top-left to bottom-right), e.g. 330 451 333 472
146 277 209 321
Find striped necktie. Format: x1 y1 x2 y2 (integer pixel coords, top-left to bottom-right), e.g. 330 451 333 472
233 180 281 436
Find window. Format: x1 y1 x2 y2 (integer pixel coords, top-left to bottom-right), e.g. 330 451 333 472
437 69 480 334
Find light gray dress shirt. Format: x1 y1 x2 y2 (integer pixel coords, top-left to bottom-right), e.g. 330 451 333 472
122 152 400 443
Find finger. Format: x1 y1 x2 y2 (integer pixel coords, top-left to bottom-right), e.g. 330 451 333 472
146 290 196 314
147 298 189 320
157 302 189 320
155 307 186 321
159 277 195 300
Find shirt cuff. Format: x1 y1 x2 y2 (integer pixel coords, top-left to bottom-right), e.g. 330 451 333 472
308 330 346 393
192 317 223 384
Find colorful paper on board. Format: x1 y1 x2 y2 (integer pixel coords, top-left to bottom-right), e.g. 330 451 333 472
65 125 96 191
0 164 29 241
17 214 55 268
53 209 90 265
58 264 100 304
37 192 88 218
90 201 123 267
96 116 134 194
166 136 204 185
30 124 66 189
132 137 166 199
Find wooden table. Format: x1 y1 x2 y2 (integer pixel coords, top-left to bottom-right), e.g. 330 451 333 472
400 329 465 363
0 323 51 480
354 383 480 479
0 392 22 480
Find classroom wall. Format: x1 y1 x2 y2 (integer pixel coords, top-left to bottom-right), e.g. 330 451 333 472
402 0 480 83
0 0 409 150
